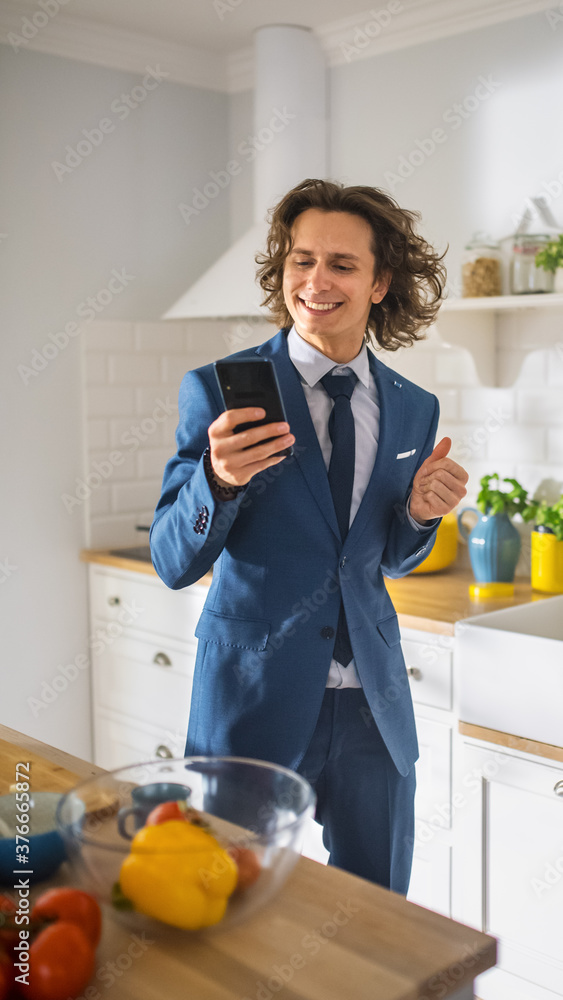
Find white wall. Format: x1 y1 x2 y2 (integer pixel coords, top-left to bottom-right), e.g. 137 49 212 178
0 47 230 756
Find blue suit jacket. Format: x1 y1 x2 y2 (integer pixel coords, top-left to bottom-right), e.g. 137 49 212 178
150 328 440 777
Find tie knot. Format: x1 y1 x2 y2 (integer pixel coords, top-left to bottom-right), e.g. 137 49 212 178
320 369 358 402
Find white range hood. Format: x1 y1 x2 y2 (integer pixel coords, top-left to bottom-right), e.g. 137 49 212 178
163 24 327 319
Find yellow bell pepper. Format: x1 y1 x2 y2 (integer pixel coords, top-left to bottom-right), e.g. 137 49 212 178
119 819 238 930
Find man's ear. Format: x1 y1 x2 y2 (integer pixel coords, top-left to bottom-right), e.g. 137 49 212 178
371 270 392 304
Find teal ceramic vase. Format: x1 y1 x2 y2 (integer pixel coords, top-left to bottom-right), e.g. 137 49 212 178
457 508 521 583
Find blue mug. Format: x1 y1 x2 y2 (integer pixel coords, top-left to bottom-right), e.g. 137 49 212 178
117 781 192 840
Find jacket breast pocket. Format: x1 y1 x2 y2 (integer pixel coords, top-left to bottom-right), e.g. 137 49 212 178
376 613 402 648
195 609 270 651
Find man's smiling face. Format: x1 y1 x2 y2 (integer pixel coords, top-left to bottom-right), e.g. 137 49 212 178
282 208 390 360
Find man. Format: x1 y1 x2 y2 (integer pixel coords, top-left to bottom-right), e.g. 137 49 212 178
150 178 468 894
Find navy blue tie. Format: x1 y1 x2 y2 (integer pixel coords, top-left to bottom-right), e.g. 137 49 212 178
320 369 358 668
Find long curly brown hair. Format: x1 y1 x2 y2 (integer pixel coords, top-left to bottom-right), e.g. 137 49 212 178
255 178 447 351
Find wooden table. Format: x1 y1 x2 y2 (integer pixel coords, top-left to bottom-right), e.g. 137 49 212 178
0 723 496 999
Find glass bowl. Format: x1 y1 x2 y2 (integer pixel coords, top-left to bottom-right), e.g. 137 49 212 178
56 757 315 934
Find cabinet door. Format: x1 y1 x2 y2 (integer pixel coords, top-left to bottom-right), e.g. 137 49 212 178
408 841 451 917
91 621 195 733
454 742 563 997
414 717 452 830
94 712 187 770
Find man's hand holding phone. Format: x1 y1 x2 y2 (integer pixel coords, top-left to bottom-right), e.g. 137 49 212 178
208 408 295 487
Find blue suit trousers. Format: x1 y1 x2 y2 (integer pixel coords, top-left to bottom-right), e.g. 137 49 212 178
296 689 416 895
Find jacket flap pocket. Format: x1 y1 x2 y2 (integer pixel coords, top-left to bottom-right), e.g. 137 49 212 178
377 614 401 647
195 609 270 651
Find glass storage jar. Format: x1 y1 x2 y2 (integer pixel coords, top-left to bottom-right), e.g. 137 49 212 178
510 234 555 294
462 238 502 297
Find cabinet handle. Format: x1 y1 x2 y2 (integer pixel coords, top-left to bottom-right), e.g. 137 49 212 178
407 666 422 681
555 780 563 797
107 595 121 606
153 652 172 667
155 744 174 759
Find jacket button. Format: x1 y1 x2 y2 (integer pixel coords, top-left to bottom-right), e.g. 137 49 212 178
320 626 335 639
340 557 347 568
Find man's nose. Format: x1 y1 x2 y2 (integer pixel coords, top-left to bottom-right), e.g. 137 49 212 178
305 263 332 290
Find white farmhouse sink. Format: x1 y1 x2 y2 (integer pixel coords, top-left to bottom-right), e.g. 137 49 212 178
456 595 563 746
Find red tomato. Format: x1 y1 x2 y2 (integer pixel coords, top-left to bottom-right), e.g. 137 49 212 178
18 922 95 1000
31 889 102 948
228 846 261 891
145 800 187 825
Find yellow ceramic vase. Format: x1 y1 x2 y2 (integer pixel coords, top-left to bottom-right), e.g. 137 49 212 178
531 530 563 593
411 512 458 574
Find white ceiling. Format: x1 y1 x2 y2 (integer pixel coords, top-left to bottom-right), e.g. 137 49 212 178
31 0 391 54
0 0 554 91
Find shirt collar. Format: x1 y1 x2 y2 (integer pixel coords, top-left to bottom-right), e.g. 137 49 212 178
287 324 371 389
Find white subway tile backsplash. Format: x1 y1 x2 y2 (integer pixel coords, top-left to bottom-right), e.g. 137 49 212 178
547 429 563 463
487 425 545 463
137 448 175 480
134 387 177 418
514 464 563 500
82 316 563 548
134 322 186 353
459 388 514 424
87 386 135 417
85 353 108 385
161 355 191 388
112 481 162 514
516 389 563 425
87 419 109 450
82 322 134 352
435 347 480 386
108 354 161 385
89 448 136 482
546 346 563 386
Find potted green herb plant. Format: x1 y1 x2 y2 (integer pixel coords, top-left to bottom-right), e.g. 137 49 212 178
535 234 563 293
457 475 528 591
523 496 563 593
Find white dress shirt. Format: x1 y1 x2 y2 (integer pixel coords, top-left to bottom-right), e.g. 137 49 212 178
287 324 429 689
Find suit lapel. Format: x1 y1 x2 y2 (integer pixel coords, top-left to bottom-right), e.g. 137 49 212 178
256 330 340 542
345 349 405 551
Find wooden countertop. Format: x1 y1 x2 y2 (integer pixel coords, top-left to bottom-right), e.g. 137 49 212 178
0 724 496 999
81 549 547 636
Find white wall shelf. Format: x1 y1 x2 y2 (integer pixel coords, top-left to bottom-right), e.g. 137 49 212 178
441 292 563 313
434 293 563 386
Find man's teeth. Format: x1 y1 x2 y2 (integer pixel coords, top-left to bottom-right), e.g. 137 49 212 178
301 299 341 311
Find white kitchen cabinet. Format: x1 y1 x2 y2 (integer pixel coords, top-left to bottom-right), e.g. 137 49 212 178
402 628 456 917
452 738 563 1000
87 564 207 769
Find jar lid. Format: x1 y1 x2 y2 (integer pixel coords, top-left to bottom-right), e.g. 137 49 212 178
464 231 500 251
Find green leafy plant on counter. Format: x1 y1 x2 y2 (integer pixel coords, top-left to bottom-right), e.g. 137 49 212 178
535 234 563 274
476 474 528 517
522 496 563 541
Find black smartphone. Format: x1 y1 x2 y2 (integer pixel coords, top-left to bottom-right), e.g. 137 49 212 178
214 358 293 457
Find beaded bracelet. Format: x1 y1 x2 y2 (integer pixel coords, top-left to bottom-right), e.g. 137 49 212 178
203 447 245 501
